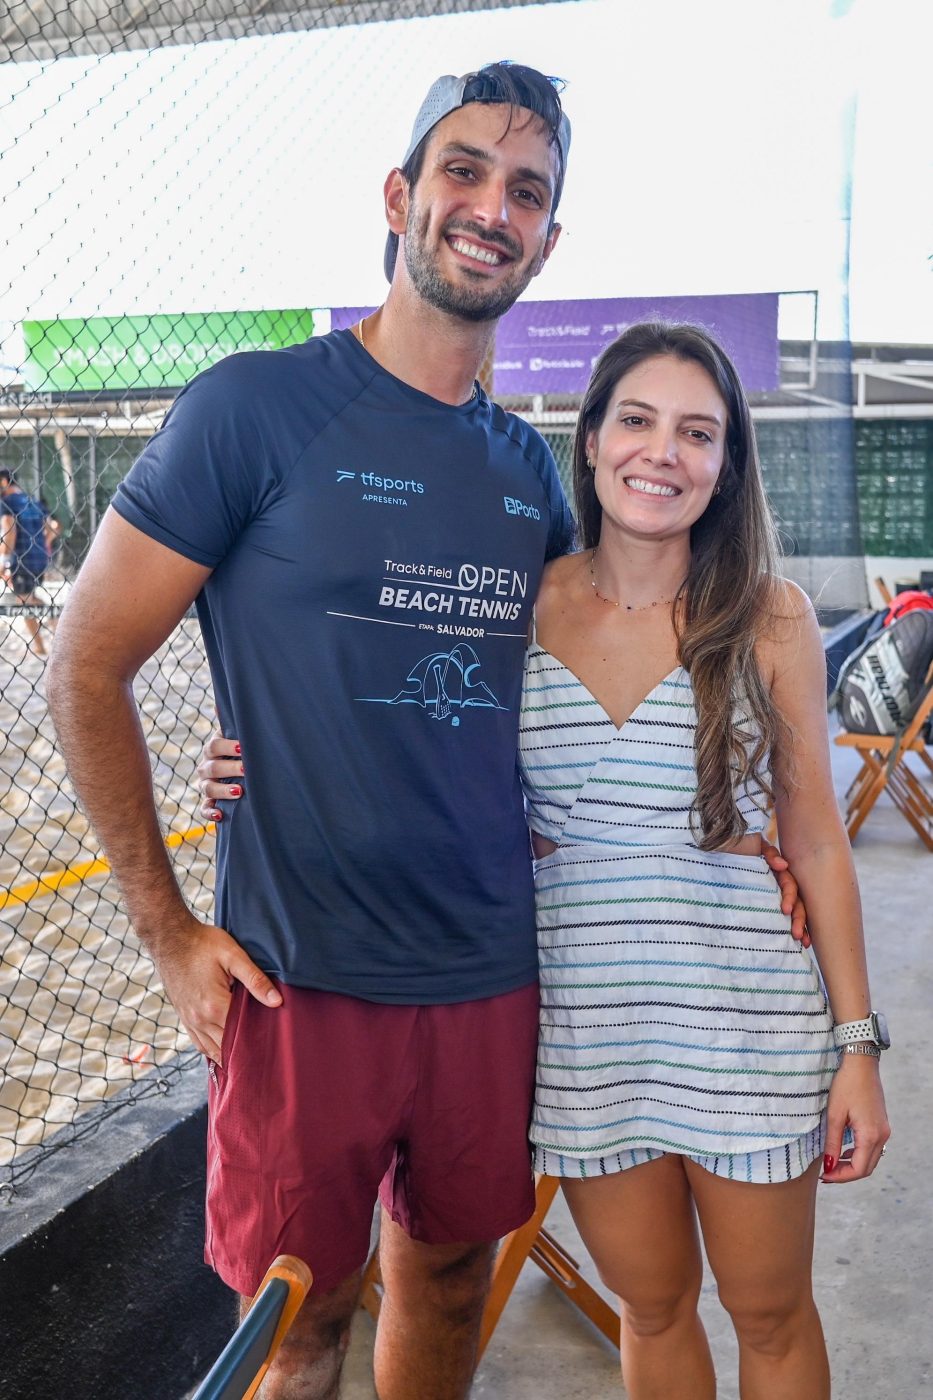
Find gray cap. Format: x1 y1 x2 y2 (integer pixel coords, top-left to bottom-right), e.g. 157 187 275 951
384 71 571 282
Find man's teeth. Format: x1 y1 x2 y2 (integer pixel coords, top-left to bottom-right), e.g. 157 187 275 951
450 237 504 266
625 477 678 498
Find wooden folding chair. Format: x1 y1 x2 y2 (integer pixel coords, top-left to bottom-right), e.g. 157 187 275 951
834 672 933 849
192 1255 312 1400
874 576 893 606
359 1176 619 1358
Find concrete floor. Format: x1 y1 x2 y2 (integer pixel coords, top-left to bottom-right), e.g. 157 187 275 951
337 734 932 1399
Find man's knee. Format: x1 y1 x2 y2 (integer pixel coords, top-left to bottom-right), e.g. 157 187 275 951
243 1271 361 1399
259 1342 345 1400
428 1241 496 1322
384 1236 497 1329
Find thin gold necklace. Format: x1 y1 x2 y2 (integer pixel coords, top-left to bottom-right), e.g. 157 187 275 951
589 548 679 612
355 316 478 401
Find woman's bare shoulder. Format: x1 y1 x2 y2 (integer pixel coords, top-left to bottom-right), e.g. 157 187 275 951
771 575 813 617
540 548 590 598
756 575 821 680
762 575 816 634
544 548 589 579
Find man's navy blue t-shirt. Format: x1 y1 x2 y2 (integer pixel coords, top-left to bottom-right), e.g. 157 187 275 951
114 329 574 1003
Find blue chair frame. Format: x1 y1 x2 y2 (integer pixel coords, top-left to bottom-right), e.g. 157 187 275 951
193 1255 312 1400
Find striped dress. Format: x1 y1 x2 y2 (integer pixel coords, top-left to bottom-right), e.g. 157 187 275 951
519 644 838 1184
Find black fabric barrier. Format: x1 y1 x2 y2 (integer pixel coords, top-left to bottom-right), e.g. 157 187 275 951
0 1058 232 1400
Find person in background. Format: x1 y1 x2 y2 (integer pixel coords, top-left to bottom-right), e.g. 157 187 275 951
1 469 54 656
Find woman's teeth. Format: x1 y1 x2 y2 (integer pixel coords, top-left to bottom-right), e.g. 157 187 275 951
625 477 679 498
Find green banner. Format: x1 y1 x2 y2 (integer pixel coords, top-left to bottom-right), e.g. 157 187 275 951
21 309 316 392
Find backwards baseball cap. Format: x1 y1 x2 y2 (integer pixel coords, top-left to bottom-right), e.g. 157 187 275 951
384 62 571 282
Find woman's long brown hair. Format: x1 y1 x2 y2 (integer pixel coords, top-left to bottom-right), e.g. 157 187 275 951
572 322 786 850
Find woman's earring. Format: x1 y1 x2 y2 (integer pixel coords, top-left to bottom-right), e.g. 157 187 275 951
586 457 596 473
713 483 721 495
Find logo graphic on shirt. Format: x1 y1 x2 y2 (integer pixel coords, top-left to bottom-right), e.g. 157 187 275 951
358 644 506 727
336 470 426 506
503 495 541 520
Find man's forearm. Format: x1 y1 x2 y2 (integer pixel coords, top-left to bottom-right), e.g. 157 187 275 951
48 657 195 955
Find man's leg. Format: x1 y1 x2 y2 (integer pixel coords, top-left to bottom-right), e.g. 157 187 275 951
206 986 412 1397
14 587 45 655
370 982 541 1399
244 1269 363 1400
373 1210 496 1400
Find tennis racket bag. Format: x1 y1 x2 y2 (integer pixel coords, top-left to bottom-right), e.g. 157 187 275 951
833 609 933 735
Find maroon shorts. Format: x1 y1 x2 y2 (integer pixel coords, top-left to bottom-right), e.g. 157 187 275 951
205 979 539 1295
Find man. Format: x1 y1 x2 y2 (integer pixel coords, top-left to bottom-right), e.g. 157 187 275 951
50 64 572 1400
1 469 54 656
49 63 800 1399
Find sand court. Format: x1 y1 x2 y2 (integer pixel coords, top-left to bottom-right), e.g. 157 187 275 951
0 603 215 1177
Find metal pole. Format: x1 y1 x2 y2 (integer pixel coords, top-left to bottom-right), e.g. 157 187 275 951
32 426 41 494
88 434 98 538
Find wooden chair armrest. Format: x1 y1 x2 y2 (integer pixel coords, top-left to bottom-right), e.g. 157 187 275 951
835 731 928 752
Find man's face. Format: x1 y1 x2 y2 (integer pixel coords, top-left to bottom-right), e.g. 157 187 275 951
399 102 561 323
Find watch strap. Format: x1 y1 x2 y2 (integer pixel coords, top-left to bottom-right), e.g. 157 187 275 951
833 1016 877 1047
839 1042 881 1059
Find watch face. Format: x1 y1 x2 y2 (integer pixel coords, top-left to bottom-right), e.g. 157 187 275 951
873 1011 891 1049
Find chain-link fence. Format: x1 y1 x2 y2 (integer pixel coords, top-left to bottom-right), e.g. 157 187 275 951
3 0 589 1197
3 0 913 1197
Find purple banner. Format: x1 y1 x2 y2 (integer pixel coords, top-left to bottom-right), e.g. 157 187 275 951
330 307 373 332
330 293 780 395
494 294 780 395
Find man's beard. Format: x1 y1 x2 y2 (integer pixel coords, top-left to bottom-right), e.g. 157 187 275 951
403 206 540 324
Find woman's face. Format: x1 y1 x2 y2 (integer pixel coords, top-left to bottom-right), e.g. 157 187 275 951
587 354 728 542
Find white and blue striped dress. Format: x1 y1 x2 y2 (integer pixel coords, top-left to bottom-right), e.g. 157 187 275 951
519 645 838 1183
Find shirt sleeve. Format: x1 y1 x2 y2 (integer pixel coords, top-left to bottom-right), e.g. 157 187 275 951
112 356 274 567
539 445 576 561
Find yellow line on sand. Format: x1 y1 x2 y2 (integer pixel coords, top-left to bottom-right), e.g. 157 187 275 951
0 823 214 912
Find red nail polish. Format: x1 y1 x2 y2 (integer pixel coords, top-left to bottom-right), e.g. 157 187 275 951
210 810 222 823
823 1154 835 1174
229 785 242 797
234 743 241 755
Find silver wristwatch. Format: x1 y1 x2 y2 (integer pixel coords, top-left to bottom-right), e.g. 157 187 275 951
832 1012 890 1050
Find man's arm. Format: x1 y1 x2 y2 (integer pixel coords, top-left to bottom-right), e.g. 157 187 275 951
44 513 62 555
0 512 12 581
47 508 281 1062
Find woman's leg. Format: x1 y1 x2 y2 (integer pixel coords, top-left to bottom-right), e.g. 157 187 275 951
685 1156 829 1400
561 1155 715 1400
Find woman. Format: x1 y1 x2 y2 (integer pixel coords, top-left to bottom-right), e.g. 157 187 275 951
520 322 889 1398
197 322 889 1397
